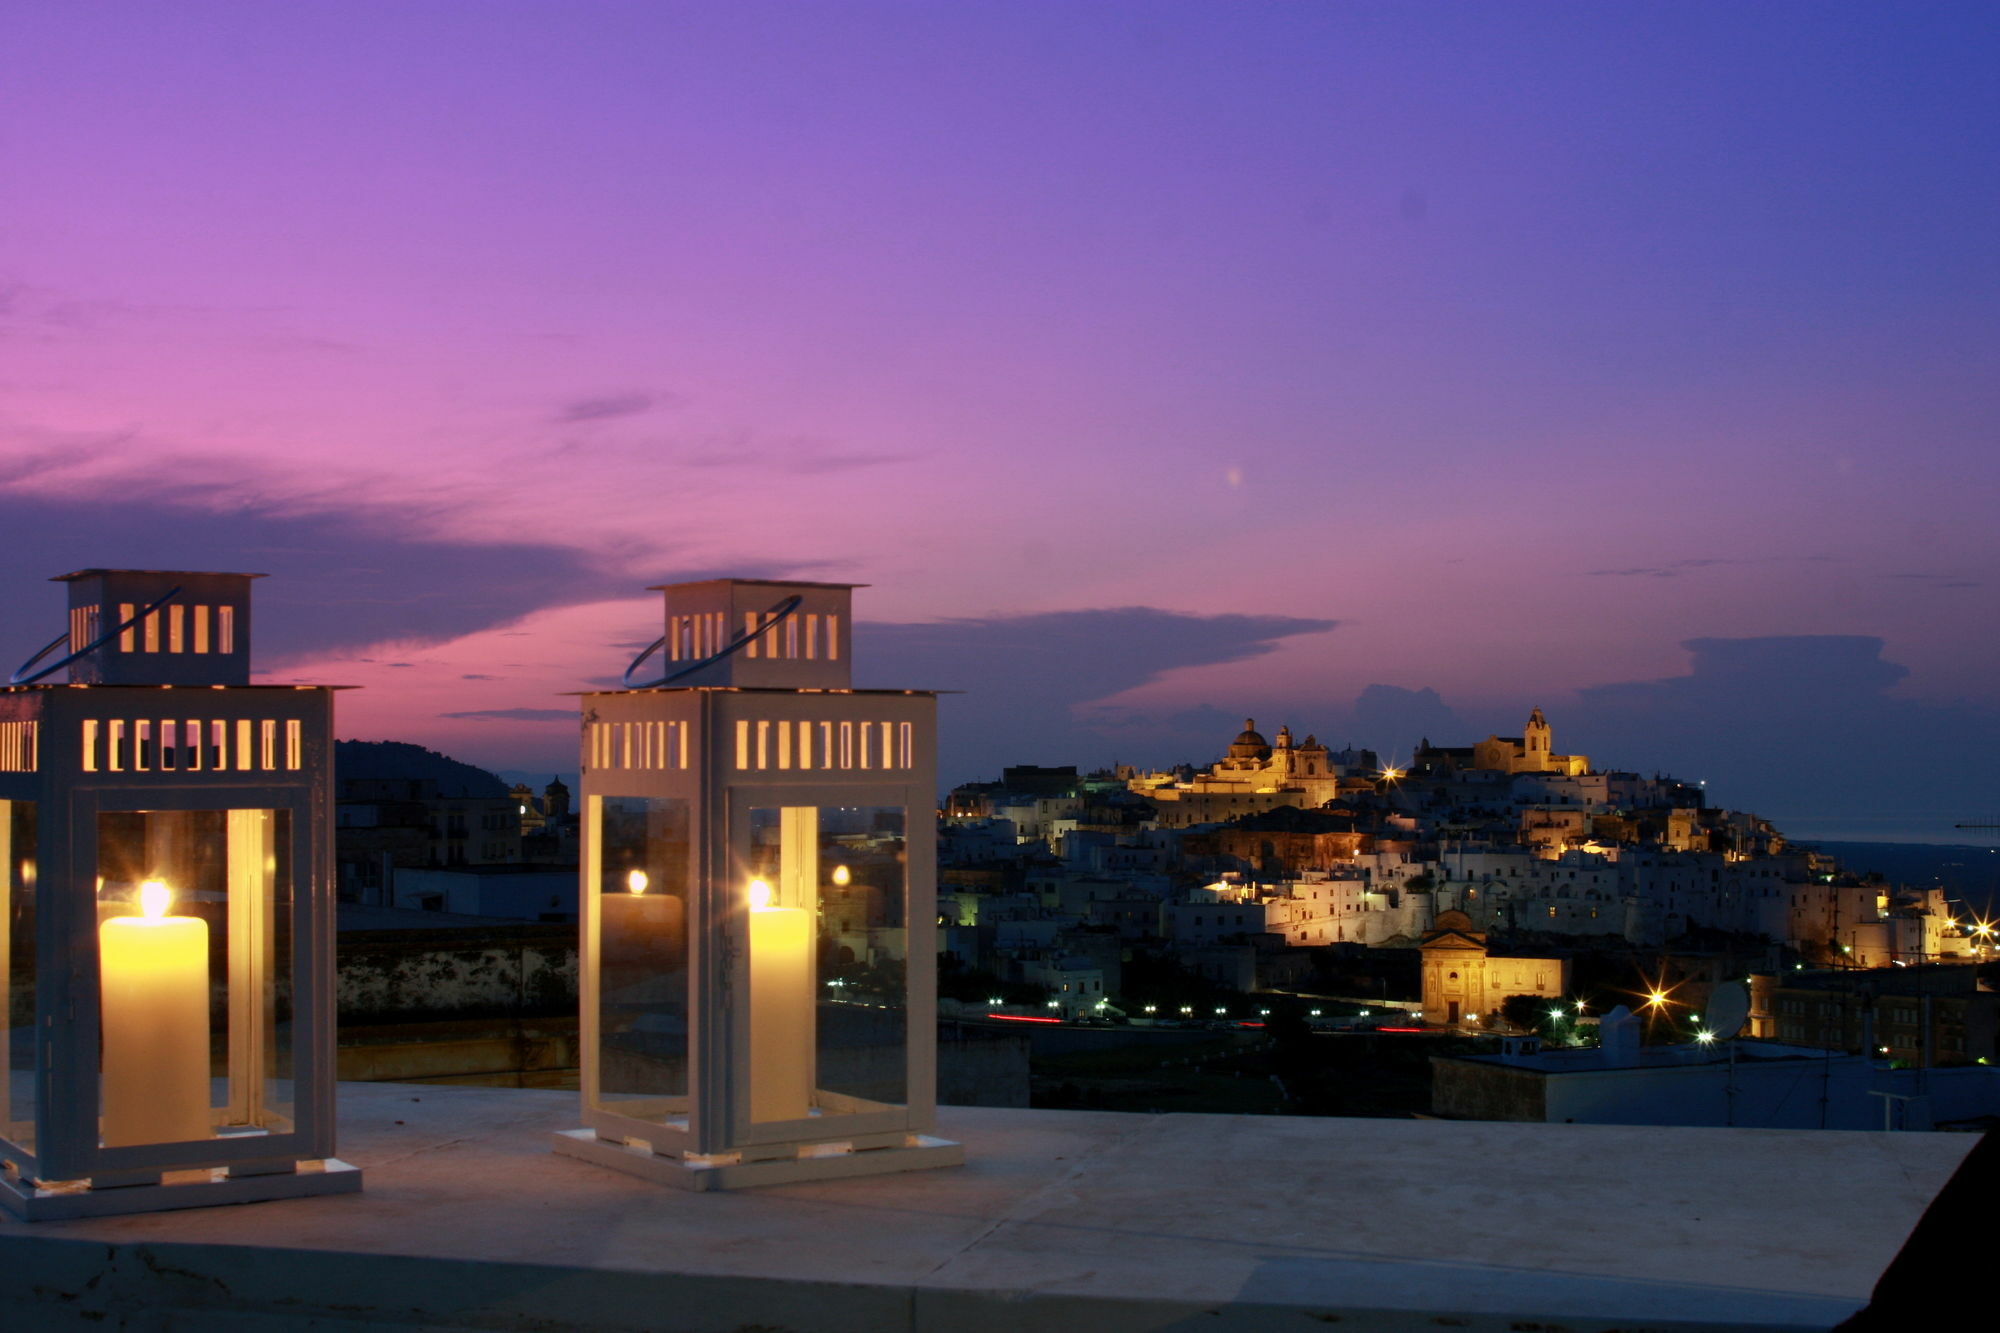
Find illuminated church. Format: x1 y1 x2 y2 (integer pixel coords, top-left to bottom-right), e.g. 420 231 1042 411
1129 719 1370 826
1419 708 1589 776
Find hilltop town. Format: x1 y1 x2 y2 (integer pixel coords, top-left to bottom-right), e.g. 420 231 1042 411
935 710 1988 1037
328 709 1996 1100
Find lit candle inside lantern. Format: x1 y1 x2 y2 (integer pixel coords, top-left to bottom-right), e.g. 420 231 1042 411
601 868 685 989
747 877 813 1122
99 879 210 1146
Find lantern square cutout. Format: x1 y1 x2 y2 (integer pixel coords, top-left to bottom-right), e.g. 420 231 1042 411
0 570 359 1219
553 580 963 1189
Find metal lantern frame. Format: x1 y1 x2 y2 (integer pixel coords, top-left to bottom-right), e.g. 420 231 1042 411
0 570 358 1219
554 579 962 1190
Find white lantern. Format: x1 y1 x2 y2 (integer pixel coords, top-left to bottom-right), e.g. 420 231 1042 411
0 570 358 1219
554 579 962 1188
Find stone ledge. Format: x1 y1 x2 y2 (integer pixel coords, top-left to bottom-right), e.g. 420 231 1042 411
0 1082 1970 1331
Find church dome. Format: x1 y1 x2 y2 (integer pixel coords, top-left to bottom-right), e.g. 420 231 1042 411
1227 718 1272 762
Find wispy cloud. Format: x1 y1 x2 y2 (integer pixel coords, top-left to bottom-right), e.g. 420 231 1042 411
856 607 1340 782
1885 572 1981 588
440 707 576 723
554 392 665 423
680 444 913 474
1585 556 1835 579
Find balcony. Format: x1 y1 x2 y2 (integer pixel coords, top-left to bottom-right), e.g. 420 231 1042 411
0 1081 1967 1330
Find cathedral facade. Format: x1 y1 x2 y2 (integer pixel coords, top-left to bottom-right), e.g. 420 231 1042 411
1131 719 1373 826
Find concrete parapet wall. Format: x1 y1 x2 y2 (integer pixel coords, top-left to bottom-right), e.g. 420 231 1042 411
938 1021 1032 1108
339 1016 581 1087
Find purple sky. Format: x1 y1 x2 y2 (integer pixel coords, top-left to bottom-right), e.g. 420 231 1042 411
4 3 1997 841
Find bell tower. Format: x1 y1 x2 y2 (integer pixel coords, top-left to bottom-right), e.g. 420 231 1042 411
1524 707 1552 770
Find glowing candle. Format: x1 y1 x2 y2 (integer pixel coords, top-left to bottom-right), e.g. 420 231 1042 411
99 880 210 1146
601 869 685 987
747 878 813 1122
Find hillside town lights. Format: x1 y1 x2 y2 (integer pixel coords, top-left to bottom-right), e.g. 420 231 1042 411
554 579 962 1189
0 570 358 1219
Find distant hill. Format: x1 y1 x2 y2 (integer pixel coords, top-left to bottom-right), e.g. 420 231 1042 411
335 740 508 798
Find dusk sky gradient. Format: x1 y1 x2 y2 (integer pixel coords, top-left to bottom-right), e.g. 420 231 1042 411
4 3 1997 841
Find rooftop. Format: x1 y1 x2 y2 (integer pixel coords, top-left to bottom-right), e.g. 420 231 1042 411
0 1082 1966 1330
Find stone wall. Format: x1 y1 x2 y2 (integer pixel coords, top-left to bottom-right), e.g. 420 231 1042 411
1430 1056 1547 1121
339 925 577 1024
336 926 1028 1104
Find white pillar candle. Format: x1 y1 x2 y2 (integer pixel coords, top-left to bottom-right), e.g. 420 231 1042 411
602 870 686 984
747 879 813 1122
99 880 210 1146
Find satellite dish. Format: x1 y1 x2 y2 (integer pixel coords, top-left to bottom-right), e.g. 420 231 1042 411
1704 981 1750 1040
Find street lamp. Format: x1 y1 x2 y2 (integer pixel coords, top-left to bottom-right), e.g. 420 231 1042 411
0 570 357 1219
555 578 961 1190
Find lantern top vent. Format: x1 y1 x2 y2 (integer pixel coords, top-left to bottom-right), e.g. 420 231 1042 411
637 578 863 690
52 569 264 686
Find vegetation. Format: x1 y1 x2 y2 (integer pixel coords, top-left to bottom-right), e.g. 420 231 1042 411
936 953 1046 1007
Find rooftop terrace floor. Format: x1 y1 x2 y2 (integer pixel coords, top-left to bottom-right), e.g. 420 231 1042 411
0 1082 1969 1331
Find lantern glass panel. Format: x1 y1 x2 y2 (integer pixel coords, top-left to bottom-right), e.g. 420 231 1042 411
93 809 293 1148
594 796 691 1120
2 800 36 1155
745 805 908 1122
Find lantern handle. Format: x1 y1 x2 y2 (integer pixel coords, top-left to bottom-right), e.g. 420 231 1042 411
622 593 805 689
9 586 184 686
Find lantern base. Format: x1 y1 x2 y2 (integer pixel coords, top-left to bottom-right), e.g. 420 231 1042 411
551 1127 963 1192
0 1159 361 1222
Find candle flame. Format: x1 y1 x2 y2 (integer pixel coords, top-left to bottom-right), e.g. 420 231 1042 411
748 878 773 910
626 869 649 896
831 864 851 887
139 879 172 919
